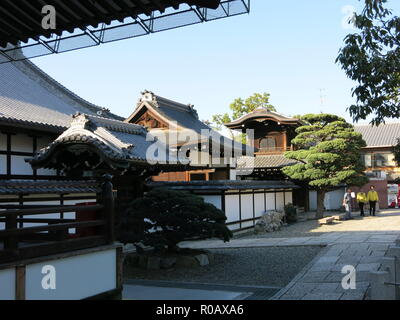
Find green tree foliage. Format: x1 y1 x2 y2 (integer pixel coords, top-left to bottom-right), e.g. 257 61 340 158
210 92 276 142
336 0 400 125
117 188 232 252
393 138 400 166
282 114 368 219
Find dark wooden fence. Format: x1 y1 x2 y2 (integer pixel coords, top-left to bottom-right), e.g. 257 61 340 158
0 178 115 264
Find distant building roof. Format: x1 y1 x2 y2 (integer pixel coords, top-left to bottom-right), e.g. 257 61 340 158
125 90 247 155
225 108 304 130
0 59 123 133
354 123 400 148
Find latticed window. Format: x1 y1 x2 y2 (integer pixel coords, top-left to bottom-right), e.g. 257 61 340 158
260 137 276 150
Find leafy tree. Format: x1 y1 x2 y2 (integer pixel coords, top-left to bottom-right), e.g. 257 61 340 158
336 0 400 125
117 188 232 252
393 138 400 165
210 92 276 143
282 114 368 219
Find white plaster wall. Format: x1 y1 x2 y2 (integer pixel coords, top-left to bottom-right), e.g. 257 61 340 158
225 194 240 223
309 191 317 211
276 192 284 211
25 248 117 300
254 193 265 217
0 155 6 174
5 133 57 176
266 193 275 211
202 195 222 210
11 155 33 175
285 191 293 205
0 268 15 300
240 193 253 220
12 134 32 152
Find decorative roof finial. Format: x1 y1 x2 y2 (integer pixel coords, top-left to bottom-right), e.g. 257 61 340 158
187 104 199 119
140 90 156 101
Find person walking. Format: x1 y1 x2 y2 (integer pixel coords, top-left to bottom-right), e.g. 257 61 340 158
343 188 353 220
367 185 379 216
357 191 367 217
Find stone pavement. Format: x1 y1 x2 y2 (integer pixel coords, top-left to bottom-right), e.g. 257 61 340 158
181 231 400 250
123 279 279 300
181 224 400 300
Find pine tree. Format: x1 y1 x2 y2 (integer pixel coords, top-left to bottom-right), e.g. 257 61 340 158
117 188 232 252
282 114 368 219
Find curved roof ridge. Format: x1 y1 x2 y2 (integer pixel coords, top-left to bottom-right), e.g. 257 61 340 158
86 113 147 136
137 90 198 118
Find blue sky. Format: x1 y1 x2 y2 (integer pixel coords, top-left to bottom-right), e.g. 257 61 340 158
32 0 400 125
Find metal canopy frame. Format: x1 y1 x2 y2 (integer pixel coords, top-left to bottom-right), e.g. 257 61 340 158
0 0 250 64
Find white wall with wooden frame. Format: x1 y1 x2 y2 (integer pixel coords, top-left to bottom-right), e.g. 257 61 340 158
198 188 293 231
0 131 58 180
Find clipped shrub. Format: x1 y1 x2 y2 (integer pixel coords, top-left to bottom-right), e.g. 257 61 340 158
117 188 232 252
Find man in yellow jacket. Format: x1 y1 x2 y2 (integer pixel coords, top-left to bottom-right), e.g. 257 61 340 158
367 185 379 216
356 191 367 217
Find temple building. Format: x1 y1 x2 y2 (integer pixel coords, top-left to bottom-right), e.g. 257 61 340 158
125 90 246 182
225 108 303 180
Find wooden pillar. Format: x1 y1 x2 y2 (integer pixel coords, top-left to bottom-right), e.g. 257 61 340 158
283 130 287 151
15 266 26 300
100 174 115 243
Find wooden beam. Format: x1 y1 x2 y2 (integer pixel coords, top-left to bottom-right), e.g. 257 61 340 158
15 265 26 300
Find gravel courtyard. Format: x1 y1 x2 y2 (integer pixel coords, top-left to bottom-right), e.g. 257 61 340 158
124 246 322 288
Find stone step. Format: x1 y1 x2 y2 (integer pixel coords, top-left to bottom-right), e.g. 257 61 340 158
332 214 346 221
318 217 334 225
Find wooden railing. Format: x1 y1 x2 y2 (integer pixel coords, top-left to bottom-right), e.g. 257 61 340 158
0 178 115 264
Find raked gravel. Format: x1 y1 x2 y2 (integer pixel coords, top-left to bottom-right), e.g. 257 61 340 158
124 246 322 288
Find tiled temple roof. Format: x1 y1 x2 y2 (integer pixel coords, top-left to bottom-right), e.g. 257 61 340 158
0 180 100 195
0 58 122 133
28 113 188 171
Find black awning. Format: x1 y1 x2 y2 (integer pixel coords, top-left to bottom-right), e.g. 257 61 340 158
0 1 220 47
0 0 250 63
